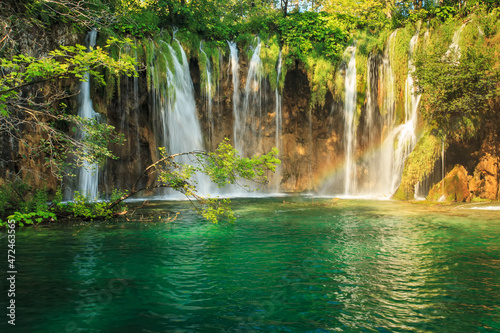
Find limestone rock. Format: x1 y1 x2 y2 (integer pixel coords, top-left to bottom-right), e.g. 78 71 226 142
469 153 499 200
427 165 470 202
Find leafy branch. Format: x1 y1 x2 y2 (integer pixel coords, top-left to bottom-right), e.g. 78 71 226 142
0 37 137 179
109 138 281 223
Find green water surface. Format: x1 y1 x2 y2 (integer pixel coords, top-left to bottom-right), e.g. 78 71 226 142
1 198 499 332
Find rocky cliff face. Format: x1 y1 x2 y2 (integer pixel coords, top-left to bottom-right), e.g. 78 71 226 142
0 11 83 193
2 23 500 200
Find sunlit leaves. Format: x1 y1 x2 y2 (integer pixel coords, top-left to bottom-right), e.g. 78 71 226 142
0 37 137 179
151 139 280 223
277 11 350 63
0 37 137 106
413 44 500 141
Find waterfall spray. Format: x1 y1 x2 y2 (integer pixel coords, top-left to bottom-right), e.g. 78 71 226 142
237 38 263 156
76 29 99 200
388 30 421 194
149 37 211 197
274 49 283 191
200 41 214 149
228 41 240 150
343 45 357 195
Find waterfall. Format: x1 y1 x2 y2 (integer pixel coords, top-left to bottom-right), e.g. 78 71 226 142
76 29 99 200
237 37 263 156
352 28 422 198
133 44 142 184
343 46 357 195
275 50 283 155
362 54 378 194
228 41 240 150
362 30 398 197
152 38 210 196
445 22 467 60
274 49 283 191
388 30 420 194
200 41 214 149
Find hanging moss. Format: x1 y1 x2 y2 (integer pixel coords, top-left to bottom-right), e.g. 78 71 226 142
144 38 155 92
354 28 391 90
174 30 201 59
304 55 336 107
170 38 183 64
197 40 220 99
461 17 487 50
211 49 220 94
393 131 442 200
135 38 146 68
391 25 412 124
260 35 281 92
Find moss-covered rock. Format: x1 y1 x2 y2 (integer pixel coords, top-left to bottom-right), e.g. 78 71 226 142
392 131 441 200
427 165 470 202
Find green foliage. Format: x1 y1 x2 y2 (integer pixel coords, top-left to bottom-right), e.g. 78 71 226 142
260 35 282 92
0 178 130 227
304 56 337 107
413 30 499 141
474 6 500 38
356 28 391 58
56 189 128 221
434 6 457 22
0 38 136 114
391 25 413 122
394 131 442 200
277 11 351 64
0 36 136 178
0 179 55 227
151 139 280 223
323 0 388 29
273 11 352 106
197 40 221 99
204 138 280 187
201 197 235 223
114 6 160 38
0 180 32 217
69 192 112 219
3 211 57 227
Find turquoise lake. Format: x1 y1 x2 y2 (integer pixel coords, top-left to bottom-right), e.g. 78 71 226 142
1 197 499 332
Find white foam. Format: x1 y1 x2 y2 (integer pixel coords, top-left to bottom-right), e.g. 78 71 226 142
468 206 500 211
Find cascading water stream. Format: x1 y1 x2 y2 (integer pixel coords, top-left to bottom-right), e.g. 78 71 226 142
359 30 398 197
343 46 357 195
151 37 211 196
446 22 468 59
363 54 378 194
76 29 99 200
274 49 283 191
237 38 263 156
387 30 421 194
227 41 240 149
133 43 142 181
200 42 214 148
275 50 282 155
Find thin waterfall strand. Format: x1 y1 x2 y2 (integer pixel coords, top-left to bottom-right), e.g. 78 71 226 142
200 42 214 149
228 41 240 150
238 38 263 156
343 46 357 195
274 49 283 191
77 29 99 200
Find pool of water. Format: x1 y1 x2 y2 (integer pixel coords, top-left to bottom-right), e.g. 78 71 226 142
1 197 499 332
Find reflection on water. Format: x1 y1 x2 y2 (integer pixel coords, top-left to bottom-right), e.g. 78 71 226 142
1 198 499 332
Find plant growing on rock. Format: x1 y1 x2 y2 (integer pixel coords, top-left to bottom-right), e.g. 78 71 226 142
0 37 137 179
